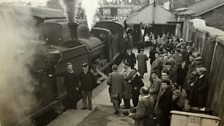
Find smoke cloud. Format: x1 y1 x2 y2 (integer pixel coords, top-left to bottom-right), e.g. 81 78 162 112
0 6 38 126
60 0 79 23
0 0 48 7
81 0 101 29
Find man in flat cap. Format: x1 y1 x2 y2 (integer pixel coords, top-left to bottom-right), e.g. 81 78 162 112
107 64 124 114
189 67 208 108
79 63 95 110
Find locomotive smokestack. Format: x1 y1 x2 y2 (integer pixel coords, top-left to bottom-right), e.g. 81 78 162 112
68 22 78 40
60 0 79 40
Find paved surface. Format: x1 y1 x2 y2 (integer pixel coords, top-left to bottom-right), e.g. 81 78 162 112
48 48 152 126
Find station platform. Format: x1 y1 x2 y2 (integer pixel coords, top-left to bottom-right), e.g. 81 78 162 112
48 48 151 126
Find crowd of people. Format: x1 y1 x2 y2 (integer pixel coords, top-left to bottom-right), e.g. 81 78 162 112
107 32 209 126
49 30 209 126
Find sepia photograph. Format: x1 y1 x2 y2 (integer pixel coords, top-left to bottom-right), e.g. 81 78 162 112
0 0 224 126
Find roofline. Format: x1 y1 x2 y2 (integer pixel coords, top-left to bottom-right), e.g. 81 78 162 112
126 4 176 23
193 2 224 16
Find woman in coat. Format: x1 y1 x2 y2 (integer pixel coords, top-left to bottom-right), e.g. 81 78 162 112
137 49 148 78
129 87 154 126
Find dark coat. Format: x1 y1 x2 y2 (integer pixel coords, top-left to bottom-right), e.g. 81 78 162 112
79 71 95 92
107 71 124 100
54 71 80 108
189 75 208 107
154 87 172 116
137 53 148 75
183 62 196 90
172 90 185 111
123 53 136 68
54 70 79 89
149 48 156 64
130 95 154 126
163 68 177 83
130 74 144 96
177 64 188 87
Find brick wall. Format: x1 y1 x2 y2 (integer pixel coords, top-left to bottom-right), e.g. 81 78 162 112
200 5 224 31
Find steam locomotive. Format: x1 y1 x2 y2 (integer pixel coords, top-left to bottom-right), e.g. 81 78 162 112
0 5 127 126
30 20 125 126
30 21 126 125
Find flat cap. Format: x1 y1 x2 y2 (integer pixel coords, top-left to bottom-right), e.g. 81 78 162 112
195 56 202 60
199 67 207 72
82 63 88 67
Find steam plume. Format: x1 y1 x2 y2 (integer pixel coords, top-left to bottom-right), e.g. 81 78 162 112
0 0 48 7
81 0 101 29
0 6 38 125
60 0 79 23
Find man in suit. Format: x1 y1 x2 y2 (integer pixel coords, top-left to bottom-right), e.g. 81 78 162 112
79 63 95 110
123 49 136 69
107 65 124 114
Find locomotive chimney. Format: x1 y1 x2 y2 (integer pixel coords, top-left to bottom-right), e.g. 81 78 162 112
60 0 79 40
68 22 78 40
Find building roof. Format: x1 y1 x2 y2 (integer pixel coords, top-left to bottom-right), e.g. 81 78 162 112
0 4 65 19
126 4 176 24
178 0 224 16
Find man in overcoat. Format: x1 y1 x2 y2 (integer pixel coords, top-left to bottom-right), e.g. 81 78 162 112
129 87 154 126
79 63 95 110
189 67 208 108
154 80 172 126
137 49 148 78
107 65 124 114
51 62 80 109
